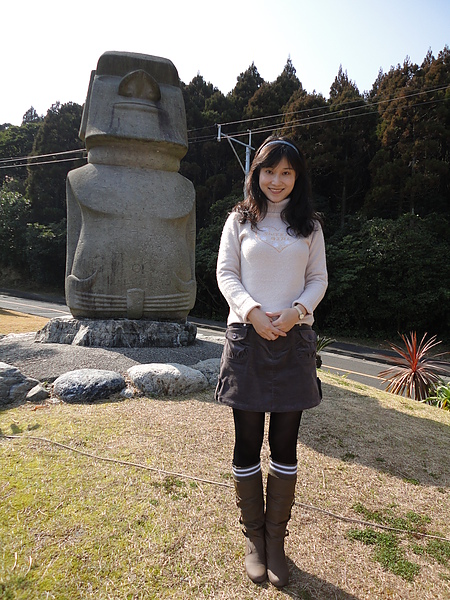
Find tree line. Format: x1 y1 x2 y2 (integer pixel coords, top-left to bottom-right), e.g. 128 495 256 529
1 47 449 341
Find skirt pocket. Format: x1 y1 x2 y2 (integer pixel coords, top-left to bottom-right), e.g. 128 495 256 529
295 327 317 360
224 325 251 361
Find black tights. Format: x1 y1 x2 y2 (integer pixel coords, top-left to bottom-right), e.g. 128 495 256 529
232 409 303 467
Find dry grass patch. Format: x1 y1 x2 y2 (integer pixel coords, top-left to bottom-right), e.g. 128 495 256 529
0 308 49 335
0 374 449 599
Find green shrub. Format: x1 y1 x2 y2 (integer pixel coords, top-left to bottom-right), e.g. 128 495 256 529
0 187 31 269
25 220 66 286
422 383 450 410
318 213 450 340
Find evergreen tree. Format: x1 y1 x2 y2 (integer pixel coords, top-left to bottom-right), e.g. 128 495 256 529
327 67 377 226
281 89 330 208
181 76 235 231
182 74 218 130
204 90 237 125
22 106 43 124
229 62 264 114
282 68 376 229
245 58 302 120
26 102 84 224
364 50 450 219
275 57 301 102
320 213 450 338
0 187 31 269
0 121 42 193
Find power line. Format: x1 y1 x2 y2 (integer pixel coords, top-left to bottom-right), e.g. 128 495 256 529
0 156 87 171
216 95 450 142
1 83 449 165
216 83 450 130
190 83 450 142
0 149 86 165
136 85 450 143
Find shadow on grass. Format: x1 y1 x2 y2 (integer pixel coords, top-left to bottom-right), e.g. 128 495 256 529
0 307 31 318
288 560 361 599
252 560 361 599
300 380 449 488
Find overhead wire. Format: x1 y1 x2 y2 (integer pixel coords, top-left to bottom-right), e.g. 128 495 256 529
190 83 450 143
179 83 450 139
189 94 450 144
223 95 450 141
218 83 450 128
0 83 448 164
0 149 86 165
0 148 87 171
220 92 450 138
0 156 87 170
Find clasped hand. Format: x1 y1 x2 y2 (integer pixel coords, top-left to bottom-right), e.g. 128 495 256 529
247 307 300 341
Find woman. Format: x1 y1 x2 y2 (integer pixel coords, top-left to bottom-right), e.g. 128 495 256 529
215 136 328 587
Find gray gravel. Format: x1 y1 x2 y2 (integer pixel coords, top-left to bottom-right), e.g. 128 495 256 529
0 332 224 383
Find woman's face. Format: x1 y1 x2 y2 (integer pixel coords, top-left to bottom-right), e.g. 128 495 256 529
258 157 296 203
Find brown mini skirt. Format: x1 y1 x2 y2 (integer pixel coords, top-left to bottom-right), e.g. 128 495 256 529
215 323 322 413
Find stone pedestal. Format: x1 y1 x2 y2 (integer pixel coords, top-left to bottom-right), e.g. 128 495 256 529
35 316 197 348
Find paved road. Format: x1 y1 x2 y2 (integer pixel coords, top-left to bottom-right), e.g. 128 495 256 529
0 292 71 319
0 289 413 391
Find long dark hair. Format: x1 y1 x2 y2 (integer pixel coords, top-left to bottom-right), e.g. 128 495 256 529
234 136 320 237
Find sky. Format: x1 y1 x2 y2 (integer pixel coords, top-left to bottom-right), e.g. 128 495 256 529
1 0 449 126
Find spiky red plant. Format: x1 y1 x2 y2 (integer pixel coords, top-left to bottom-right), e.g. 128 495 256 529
379 332 447 401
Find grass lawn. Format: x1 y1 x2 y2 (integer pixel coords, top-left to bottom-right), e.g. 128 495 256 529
0 309 49 335
1 370 449 600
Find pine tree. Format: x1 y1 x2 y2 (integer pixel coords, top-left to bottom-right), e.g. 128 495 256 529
327 67 376 226
365 49 450 218
22 107 43 124
26 102 84 224
245 58 302 120
0 121 42 193
229 62 264 114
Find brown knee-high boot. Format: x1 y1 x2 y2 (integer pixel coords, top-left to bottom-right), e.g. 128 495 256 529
234 470 267 583
265 468 297 587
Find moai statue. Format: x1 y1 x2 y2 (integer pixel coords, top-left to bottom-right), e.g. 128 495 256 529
66 51 196 322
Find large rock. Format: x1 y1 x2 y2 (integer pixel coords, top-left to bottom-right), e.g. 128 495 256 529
127 363 208 396
26 384 50 403
53 369 126 403
0 362 40 405
191 358 220 386
35 316 197 347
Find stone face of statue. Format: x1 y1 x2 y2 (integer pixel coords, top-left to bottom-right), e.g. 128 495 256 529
65 52 196 321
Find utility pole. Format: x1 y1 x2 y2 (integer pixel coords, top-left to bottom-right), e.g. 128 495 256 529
217 125 254 176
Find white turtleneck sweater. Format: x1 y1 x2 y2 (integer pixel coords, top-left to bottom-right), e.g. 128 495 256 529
216 197 328 326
